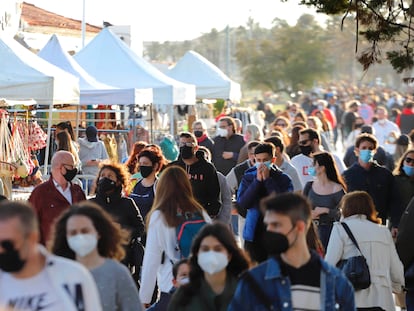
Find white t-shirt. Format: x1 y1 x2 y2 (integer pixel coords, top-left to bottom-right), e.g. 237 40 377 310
290 153 346 189
0 269 65 311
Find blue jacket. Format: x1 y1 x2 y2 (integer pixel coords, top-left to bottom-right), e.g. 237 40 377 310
237 165 293 241
228 254 356 311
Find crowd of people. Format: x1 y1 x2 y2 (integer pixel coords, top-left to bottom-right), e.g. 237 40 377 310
1 83 414 311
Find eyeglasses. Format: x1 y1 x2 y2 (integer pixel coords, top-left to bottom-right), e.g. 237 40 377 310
62 163 75 170
405 157 414 164
298 139 311 146
179 142 195 148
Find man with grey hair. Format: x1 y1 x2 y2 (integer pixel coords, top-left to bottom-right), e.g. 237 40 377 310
29 151 86 244
0 201 101 310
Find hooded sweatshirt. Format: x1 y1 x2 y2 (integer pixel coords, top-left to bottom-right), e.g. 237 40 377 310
78 137 109 176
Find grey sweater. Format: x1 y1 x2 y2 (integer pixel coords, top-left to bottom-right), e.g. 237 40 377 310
90 259 142 311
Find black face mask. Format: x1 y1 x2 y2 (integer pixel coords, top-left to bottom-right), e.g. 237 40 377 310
263 226 296 256
140 166 153 178
0 240 26 273
180 146 194 160
97 177 117 194
194 130 203 138
299 145 313 157
63 168 78 182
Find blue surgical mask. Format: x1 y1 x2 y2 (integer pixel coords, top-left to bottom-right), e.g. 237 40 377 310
403 165 414 177
307 166 317 177
359 149 374 163
255 161 272 169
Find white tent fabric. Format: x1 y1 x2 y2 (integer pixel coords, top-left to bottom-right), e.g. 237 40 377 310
38 34 152 105
168 50 242 102
74 28 195 106
0 35 79 106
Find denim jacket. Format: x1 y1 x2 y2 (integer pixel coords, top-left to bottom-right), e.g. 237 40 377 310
228 253 355 311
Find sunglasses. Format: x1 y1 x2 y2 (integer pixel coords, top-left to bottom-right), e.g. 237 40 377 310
405 157 414 164
298 139 311 146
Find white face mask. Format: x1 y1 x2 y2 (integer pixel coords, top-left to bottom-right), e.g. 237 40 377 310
216 128 228 138
67 234 98 257
197 250 229 275
179 277 190 285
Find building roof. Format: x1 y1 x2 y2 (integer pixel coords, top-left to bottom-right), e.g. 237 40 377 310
21 2 101 33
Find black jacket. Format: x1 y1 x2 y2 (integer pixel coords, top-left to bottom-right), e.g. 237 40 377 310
90 191 145 240
343 162 400 226
170 157 221 216
212 133 245 175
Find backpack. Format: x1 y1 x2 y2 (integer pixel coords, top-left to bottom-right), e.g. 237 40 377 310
175 212 207 258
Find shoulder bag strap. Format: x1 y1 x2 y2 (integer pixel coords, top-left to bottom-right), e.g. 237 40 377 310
341 222 363 256
243 272 274 310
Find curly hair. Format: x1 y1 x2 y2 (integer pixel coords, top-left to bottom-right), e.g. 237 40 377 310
138 144 168 172
49 201 129 260
96 161 131 190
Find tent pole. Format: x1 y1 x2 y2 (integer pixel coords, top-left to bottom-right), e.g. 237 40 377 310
43 103 54 176
170 105 174 136
75 105 80 139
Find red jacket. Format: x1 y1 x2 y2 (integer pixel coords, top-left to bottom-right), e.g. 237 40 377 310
28 176 86 244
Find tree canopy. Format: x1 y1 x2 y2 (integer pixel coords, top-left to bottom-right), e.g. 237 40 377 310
291 0 414 76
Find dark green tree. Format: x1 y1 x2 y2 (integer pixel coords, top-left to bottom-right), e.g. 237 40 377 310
235 14 332 93
290 0 414 76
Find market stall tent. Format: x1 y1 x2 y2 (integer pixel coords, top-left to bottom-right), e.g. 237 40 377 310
0 35 79 105
0 34 80 179
74 28 195 106
38 34 152 106
167 50 242 102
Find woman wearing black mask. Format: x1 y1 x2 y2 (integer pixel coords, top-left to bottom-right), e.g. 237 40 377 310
130 146 166 226
89 162 144 276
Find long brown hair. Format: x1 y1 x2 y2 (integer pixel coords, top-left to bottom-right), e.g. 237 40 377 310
125 141 147 174
341 191 381 224
146 166 204 228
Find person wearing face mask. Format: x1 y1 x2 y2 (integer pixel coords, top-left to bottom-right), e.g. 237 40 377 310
168 222 250 311
303 152 347 250
212 117 245 175
146 259 190 311
89 162 144 276
169 132 221 218
393 149 414 231
228 192 356 311
139 166 212 308
343 133 400 235
290 128 346 190
372 106 401 155
50 201 142 311
192 120 214 155
0 201 102 311
130 147 166 224
29 151 86 245
237 142 293 263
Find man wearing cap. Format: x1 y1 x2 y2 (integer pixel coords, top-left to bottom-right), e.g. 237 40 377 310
78 126 109 188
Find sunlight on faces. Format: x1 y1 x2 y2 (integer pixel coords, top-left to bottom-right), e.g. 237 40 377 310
355 140 376 157
255 152 274 164
0 218 33 260
99 168 118 183
173 262 190 288
198 236 231 262
66 215 99 238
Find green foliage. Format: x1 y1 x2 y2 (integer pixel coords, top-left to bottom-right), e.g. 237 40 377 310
235 14 332 93
295 0 414 73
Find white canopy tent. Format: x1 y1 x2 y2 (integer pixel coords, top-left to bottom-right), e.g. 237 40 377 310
74 28 195 107
38 34 152 106
167 50 242 102
0 34 80 175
